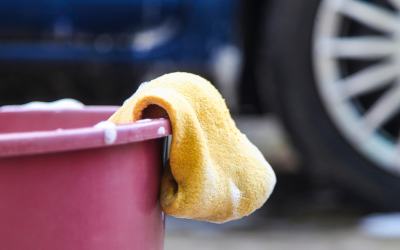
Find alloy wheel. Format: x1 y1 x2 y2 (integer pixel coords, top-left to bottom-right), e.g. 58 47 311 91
313 0 400 175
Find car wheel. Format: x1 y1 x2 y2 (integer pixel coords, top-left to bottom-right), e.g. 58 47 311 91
258 0 400 210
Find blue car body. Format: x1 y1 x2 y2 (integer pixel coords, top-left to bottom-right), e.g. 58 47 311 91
0 0 239 64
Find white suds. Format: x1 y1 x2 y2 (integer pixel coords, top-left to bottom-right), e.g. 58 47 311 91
136 119 152 123
229 180 242 219
123 81 153 105
122 94 134 106
1 98 84 111
94 121 117 145
196 164 217 218
137 81 151 91
157 126 166 135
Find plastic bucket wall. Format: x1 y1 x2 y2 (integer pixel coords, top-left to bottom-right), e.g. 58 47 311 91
0 107 170 250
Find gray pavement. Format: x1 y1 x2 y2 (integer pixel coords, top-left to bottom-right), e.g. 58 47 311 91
165 230 400 250
164 214 400 250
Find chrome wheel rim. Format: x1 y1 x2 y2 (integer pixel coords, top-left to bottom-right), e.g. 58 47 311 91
313 0 400 175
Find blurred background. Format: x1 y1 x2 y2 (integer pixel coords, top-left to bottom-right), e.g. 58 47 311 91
2 0 400 248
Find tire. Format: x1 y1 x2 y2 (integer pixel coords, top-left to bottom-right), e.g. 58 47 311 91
258 0 400 210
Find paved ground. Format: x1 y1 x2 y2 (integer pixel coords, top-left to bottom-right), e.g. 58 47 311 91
164 214 400 250
165 230 400 250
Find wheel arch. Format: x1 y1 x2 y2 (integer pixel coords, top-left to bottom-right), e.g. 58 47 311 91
237 0 274 114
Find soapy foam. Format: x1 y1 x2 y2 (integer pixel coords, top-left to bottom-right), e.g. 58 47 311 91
157 126 166 135
136 119 152 123
196 163 218 218
122 95 134 106
229 180 242 219
1 99 84 111
137 81 151 91
94 121 117 145
123 81 152 105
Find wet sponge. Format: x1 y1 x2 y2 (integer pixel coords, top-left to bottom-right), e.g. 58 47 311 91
108 72 276 223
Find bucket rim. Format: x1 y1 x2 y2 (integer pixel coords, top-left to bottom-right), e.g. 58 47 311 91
0 106 171 158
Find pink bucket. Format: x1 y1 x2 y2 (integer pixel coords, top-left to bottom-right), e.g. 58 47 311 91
0 106 170 250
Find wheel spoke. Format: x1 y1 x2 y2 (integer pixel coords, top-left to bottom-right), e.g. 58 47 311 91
393 136 400 168
390 123 400 171
320 36 396 59
332 0 400 33
339 59 399 98
358 84 400 137
388 0 400 11
315 0 400 172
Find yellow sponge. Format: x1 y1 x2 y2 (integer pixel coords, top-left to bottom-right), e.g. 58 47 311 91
108 72 276 223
